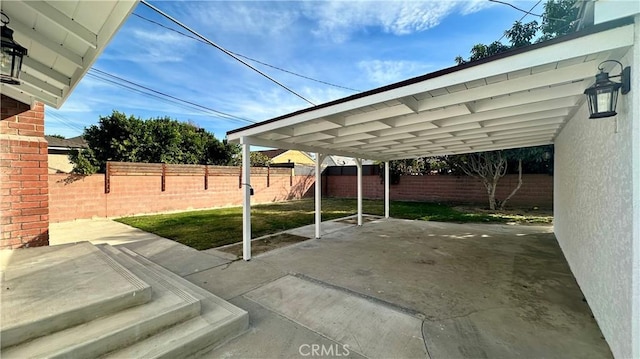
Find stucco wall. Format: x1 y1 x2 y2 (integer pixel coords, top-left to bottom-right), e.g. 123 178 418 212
48 153 74 174
554 48 636 358
272 150 315 165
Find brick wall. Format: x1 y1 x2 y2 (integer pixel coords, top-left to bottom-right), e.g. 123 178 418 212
49 170 315 222
325 173 553 208
1 95 49 249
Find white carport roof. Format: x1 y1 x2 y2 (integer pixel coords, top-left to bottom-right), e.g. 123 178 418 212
0 0 138 108
227 17 635 161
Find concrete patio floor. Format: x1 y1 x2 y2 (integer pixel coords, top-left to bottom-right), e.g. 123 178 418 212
50 217 611 358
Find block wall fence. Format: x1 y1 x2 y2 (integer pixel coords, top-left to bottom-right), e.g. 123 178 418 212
1 95 49 249
323 173 553 208
49 167 552 224
49 169 316 222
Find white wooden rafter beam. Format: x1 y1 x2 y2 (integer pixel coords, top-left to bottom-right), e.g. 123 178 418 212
22 57 70 87
0 85 35 106
399 96 420 113
22 1 98 48
242 136 392 161
19 72 63 98
8 18 84 68
4 82 58 107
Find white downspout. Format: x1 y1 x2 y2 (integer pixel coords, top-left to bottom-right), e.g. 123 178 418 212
356 158 363 226
241 138 251 261
315 153 324 239
384 161 390 218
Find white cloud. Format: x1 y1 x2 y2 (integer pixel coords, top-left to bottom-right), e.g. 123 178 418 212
357 60 432 85
302 0 489 42
188 2 300 36
459 0 497 15
102 29 195 64
301 86 353 105
130 30 194 63
187 1 498 43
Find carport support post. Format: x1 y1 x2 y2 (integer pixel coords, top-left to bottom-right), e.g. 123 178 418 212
315 153 325 239
241 139 251 261
356 158 363 226
384 161 390 218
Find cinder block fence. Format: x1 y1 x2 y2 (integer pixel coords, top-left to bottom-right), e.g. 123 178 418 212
322 165 553 208
47 162 552 224
49 162 315 222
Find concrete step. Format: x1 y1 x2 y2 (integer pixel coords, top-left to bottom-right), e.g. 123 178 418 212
2 244 202 359
0 242 152 348
103 246 249 358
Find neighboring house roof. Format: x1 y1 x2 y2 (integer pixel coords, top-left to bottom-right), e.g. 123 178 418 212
45 135 87 150
258 149 287 159
258 149 315 165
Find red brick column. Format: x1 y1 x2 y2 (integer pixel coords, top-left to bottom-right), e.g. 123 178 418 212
1 95 49 249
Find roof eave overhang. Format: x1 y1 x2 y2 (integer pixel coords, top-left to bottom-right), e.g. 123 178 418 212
0 0 139 108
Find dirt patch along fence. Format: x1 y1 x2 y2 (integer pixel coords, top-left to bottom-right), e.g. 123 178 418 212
49 162 315 223
323 166 553 209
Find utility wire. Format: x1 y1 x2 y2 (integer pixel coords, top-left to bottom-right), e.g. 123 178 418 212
86 71 249 123
86 72 211 117
87 68 255 124
488 0 567 22
140 0 317 106
47 112 85 132
489 0 544 17
496 0 542 43
130 13 360 93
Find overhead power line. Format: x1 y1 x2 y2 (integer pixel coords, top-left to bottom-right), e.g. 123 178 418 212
488 0 567 22
87 68 255 123
131 13 360 93
47 112 85 132
140 0 317 106
489 0 545 17
495 0 542 43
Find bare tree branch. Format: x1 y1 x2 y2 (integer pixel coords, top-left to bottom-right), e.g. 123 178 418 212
500 159 523 210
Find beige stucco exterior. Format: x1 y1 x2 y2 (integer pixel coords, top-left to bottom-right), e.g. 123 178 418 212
48 154 74 174
554 42 638 359
270 150 315 165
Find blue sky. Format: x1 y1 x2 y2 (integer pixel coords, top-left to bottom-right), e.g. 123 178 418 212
45 0 541 140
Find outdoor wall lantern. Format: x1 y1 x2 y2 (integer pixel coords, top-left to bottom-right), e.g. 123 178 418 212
1 12 27 85
583 60 631 119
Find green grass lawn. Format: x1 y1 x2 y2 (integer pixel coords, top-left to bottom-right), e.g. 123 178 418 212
115 198 552 250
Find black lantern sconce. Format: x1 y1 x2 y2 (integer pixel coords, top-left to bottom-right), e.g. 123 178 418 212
583 60 631 119
1 11 27 85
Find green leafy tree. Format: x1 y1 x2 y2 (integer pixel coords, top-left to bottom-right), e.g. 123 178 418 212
250 152 271 167
230 151 272 167
69 148 99 175
505 20 539 48
70 111 238 174
456 0 579 64
47 134 66 139
539 0 580 41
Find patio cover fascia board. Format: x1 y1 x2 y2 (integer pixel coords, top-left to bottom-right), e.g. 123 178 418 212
0 0 139 108
227 16 635 162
